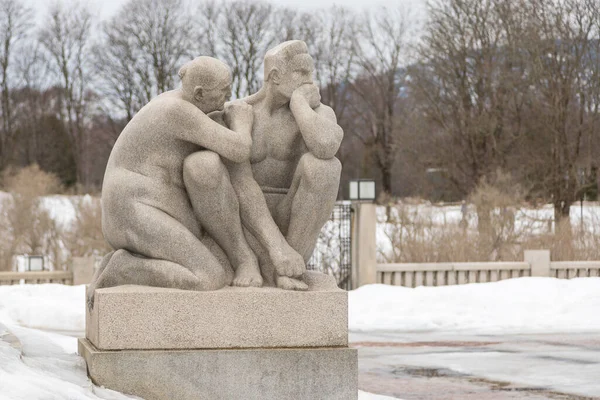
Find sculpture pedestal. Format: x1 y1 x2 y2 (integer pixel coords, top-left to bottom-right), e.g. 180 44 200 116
79 339 357 400
80 273 358 400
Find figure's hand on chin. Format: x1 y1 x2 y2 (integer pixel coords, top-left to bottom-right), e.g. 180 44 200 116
224 100 254 129
291 84 321 109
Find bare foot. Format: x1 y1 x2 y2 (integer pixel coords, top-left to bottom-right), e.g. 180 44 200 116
277 276 308 291
270 245 306 278
232 260 263 287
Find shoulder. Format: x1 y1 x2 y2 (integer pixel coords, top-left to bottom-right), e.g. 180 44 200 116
147 94 185 112
241 88 266 106
151 95 208 122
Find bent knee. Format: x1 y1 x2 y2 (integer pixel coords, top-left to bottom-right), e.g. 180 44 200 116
183 151 226 189
299 153 342 190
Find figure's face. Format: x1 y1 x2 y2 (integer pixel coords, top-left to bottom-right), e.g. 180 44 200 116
275 54 314 100
196 78 232 113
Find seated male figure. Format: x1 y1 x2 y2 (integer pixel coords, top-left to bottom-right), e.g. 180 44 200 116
223 40 344 289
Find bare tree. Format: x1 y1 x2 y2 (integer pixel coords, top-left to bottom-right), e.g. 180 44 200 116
412 0 532 197
96 0 195 119
222 0 277 98
196 0 221 58
94 23 140 122
39 1 93 188
14 44 52 165
197 0 279 98
314 7 358 121
521 0 600 225
0 0 33 169
349 6 414 195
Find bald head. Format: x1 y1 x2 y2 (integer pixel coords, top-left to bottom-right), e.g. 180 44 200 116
178 57 232 113
264 40 312 82
179 56 231 93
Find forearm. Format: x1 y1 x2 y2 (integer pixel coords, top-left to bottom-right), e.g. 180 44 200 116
176 105 251 163
289 98 343 159
226 162 288 252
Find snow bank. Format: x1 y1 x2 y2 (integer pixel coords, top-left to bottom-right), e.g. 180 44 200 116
0 284 85 333
0 324 140 400
350 277 600 334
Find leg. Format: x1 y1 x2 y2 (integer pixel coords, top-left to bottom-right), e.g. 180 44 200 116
87 249 202 310
183 151 262 287
114 202 233 289
277 153 342 262
272 154 341 290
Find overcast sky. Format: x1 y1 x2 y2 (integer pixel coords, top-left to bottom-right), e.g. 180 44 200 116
25 0 426 21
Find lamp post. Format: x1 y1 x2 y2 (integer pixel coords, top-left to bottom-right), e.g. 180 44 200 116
27 255 44 271
348 179 376 202
347 179 377 289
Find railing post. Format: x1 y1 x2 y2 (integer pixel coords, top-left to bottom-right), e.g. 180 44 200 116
352 203 377 288
524 250 551 277
72 257 95 286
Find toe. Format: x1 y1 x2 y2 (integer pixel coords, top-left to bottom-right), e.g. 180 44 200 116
294 280 308 291
249 278 262 287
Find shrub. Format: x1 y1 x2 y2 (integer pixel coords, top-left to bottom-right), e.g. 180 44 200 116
64 195 110 258
0 165 63 271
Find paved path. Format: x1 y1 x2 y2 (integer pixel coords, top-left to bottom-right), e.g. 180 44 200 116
352 332 600 400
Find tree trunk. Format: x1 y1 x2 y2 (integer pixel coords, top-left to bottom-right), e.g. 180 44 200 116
381 167 392 196
476 205 492 260
554 201 574 260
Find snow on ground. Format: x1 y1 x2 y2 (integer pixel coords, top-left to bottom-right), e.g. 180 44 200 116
0 284 85 333
41 195 80 230
350 277 600 334
0 323 140 400
2 278 599 399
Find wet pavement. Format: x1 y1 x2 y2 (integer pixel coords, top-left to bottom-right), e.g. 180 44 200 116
352 332 600 400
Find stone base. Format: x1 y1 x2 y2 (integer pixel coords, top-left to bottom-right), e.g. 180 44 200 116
79 338 358 400
87 272 347 350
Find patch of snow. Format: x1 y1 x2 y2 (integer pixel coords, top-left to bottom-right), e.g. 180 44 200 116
40 195 78 230
359 391 402 399
349 277 600 334
0 284 85 333
0 323 139 400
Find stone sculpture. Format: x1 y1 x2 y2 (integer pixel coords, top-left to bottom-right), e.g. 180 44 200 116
88 40 343 306
81 41 357 400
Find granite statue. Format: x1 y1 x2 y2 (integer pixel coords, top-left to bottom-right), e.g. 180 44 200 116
87 41 343 307
229 40 343 290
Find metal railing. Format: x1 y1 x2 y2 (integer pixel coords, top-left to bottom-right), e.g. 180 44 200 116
307 202 353 289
